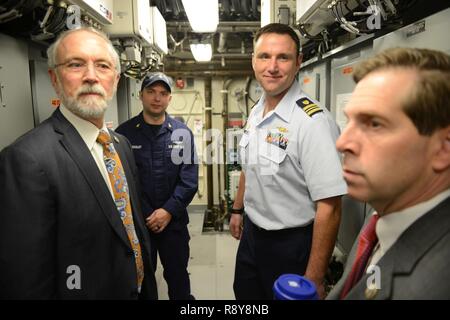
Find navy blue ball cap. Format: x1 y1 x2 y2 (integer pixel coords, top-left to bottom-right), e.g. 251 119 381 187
141 72 172 92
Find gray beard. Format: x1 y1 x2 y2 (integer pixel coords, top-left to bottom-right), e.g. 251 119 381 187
61 92 109 120
56 77 112 120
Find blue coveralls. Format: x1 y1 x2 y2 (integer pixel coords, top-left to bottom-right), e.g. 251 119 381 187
116 112 198 300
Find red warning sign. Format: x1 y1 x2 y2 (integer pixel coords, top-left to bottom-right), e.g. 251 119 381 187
51 99 60 107
342 67 353 75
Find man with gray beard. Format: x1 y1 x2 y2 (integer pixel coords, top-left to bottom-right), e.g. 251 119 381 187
0 27 158 299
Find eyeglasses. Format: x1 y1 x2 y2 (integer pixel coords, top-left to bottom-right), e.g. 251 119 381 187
53 60 116 75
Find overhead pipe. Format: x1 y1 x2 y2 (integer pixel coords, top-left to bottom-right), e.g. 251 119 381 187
164 57 251 65
222 0 231 17
241 0 251 16
153 0 167 15
168 0 182 17
166 21 260 33
168 33 187 52
167 21 260 27
204 77 214 211
165 52 252 61
165 70 254 78
244 76 252 117
251 0 259 19
219 78 234 224
217 32 227 53
231 0 241 15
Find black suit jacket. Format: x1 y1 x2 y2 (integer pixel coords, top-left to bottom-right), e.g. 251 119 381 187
327 196 450 299
0 108 158 299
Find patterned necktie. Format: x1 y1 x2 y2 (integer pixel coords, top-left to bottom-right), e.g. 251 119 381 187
97 130 144 292
340 213 379 299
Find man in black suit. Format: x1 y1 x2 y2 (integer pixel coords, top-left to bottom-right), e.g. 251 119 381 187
328 48 450 299
0 27 158 299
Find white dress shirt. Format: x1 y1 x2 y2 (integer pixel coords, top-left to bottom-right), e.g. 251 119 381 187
370 188 450 265
59 105 114 198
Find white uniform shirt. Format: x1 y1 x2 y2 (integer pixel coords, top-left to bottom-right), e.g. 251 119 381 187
240 80 347 230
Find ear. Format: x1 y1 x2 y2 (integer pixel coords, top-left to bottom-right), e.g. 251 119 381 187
48 68 60 94
114 72 120 88
251 53 256 71
296 53 303 71
431 125 450 171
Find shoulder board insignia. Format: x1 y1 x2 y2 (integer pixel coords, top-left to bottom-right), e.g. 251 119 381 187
296 97 323 117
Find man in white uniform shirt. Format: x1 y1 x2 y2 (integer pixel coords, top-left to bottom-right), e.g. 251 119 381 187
229 23 347 300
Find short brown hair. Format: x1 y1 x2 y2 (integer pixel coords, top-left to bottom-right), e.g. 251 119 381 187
254 23 301 58
353 47 450 135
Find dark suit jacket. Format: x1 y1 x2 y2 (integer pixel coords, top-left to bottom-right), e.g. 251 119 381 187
327 196 450 300
0 108 158 299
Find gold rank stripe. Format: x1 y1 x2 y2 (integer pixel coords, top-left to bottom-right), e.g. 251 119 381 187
306 108 323 116
303 104 318 112
303 104 322 114
304 106 321 113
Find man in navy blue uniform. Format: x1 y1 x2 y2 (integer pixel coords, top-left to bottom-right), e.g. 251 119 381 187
116 72 198 300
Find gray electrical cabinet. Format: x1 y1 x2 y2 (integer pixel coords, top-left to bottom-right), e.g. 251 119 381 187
373 7 450 54
128 78 143 118
116 76 130 125
103 91 119 129
328 44 374 259
0 33 35 151
330 44 373 130
29 50 58 125
298 59 330 109
116 76 142 126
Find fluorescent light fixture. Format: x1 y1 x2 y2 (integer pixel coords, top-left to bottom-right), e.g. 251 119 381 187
182 0 219 33
190 43 213 62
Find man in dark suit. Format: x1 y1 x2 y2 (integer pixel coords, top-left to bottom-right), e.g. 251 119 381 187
328 48 450 300
0 27 158 299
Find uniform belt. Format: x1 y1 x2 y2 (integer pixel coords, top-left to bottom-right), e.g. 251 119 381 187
246 215 313 234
